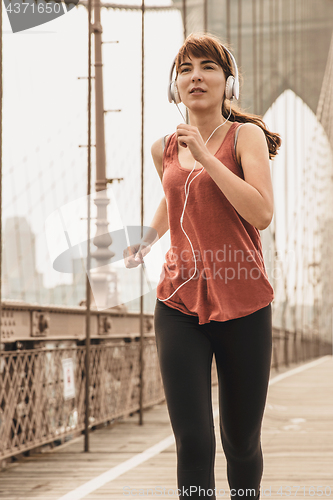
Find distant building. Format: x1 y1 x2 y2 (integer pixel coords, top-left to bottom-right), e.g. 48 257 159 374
2 216 45 303
2 216 87 306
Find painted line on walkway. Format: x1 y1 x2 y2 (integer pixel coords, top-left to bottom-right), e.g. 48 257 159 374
57 435 175 500
57 355 332 500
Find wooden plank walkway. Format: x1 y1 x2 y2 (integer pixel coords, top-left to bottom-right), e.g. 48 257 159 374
0 356 332 500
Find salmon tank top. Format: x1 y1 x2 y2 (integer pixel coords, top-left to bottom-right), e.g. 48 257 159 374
156 121 274 324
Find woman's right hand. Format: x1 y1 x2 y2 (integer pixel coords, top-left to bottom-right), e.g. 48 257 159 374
123 241 152 268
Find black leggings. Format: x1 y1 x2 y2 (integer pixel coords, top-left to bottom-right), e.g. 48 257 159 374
154 299 272 500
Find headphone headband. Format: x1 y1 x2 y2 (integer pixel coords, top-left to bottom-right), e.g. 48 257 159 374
168 44 239 104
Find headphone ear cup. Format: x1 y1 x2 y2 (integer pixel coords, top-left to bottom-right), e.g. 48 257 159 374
225 75 235 100
170 81 182 104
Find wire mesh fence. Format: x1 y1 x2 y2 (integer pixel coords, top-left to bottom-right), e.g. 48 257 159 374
0 339 167 460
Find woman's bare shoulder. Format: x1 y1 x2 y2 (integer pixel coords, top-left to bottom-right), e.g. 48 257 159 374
151 135 171 182
237 122 265 138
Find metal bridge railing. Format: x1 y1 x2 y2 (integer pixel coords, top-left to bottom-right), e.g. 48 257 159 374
0 340 167 460
272 327 332 370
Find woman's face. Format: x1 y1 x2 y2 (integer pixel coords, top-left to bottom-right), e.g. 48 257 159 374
176 54 226 111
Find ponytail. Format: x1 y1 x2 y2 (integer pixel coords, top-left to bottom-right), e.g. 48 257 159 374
222 100 281 160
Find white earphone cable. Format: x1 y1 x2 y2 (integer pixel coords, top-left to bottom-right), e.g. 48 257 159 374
175 102 186 122
158 100 233 303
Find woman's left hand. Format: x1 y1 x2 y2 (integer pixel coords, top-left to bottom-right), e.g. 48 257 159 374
176 124 211 164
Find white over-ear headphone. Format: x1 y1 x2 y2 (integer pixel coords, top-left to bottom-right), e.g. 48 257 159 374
168 44 239 104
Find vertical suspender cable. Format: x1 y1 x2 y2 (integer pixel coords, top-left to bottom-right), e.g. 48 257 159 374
252 0 257 114
281 0 290 366
280 0 302 363
269 0 278 338
306 0 313 350
317 36 328 347
226 0 230 44
258 0 263 115
299 0 305 354
268 0 279 367
274 0 284 344
204 0 208 33
237 0 242 107
313 117 319 355
325 39 333 143
275 0 284 345
275 0 279 100
302 0 311 351
0 0 2 353
184 0 188 123
292 0 299 361
84 0 92 452
139 0 145 426
311 0 320 355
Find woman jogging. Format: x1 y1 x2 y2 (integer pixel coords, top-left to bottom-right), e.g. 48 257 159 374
124 33 281 500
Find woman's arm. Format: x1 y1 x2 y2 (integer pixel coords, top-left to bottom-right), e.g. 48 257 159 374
143 197 169 245
124 138 170 267
141 138 170 245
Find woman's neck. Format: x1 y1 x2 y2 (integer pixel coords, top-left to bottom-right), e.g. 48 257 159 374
188 110 229 142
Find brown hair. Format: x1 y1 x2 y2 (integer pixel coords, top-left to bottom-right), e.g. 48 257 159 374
175 33 281 159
